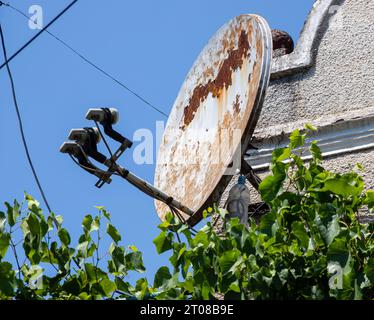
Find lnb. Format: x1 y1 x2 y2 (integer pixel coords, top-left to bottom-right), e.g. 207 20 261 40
59 141 81 156
85 108 119 125
68 127 101 144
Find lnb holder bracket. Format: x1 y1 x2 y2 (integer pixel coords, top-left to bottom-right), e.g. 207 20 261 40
95 139 132 188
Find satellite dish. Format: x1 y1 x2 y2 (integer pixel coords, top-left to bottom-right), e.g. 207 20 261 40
155 14 272 226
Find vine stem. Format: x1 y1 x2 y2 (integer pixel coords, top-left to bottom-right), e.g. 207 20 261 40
44 232 59 272
9 226 22 282
94 214 102 290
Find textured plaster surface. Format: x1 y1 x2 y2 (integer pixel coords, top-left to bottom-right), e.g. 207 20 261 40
258 0 374 133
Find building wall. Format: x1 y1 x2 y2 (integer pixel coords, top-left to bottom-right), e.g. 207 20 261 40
219 0 374 223
257 0 374 130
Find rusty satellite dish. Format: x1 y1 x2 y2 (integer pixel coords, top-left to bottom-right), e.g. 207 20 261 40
155 14 272 226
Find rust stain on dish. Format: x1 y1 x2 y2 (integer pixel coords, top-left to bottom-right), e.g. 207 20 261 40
183 31 250 126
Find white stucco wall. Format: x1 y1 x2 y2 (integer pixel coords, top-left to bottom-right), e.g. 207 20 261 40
257 0 374 130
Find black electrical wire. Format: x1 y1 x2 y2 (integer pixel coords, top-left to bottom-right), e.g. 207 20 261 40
1 1 169 118
170 206 197 234
169 205 186 224
68 154 121 177
94 120 114 158
0 0 78 70
0 24 52 213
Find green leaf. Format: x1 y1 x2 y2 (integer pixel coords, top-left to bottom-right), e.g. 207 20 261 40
5 201 20 227
0 233 10 259
87 243 97 258
192 231 209 247
305 123 317 132
229 280 241 293
364 258 374 284
110 246 126 274
84 263 97 284
365 191 374 211
158 220 172 232
322 179 355 197
54 215 64 227
154 266 172 288
102 209 111 221
315 214 341 246
219 250 241 275
322 179 356 197
323 177 362 198
28 265 43 282
135 278 149 300
115 277 133 294
27 200 43 219
163 273 180 291
153 232 173 254
164 212 175 224
259 171 286 203
106 224 121 243
202 210 209 219
259 211 277 237
0 262 15 296
58 228 71 247
328 237 350 269
272 147 291 162
26 213 40 236
289 129 305 149
0 212 6 232
100 279 116 297
62 276 81 295
76 241 89 259
40 218 49 238
82 215 93 234
92 217 100 231
125 251 145 273
292 221 310 249
128 245 138 252
310 141 322 161
202 282 210 300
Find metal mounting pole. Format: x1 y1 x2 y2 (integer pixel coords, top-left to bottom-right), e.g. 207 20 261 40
241 156 262 191
115 165 194 217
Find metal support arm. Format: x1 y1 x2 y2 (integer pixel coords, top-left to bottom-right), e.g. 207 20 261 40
115 166 194 217
241 157 262 190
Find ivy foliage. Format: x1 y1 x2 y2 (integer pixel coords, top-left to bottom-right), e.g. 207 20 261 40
0 127 373 300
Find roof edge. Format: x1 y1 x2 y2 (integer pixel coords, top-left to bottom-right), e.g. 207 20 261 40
271 0 342 79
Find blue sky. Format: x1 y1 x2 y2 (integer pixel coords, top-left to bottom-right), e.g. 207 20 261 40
0 0 315 281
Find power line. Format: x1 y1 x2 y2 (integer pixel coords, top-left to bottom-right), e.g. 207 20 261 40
0 0 78 70
0 24 52 213
1 1 169 118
